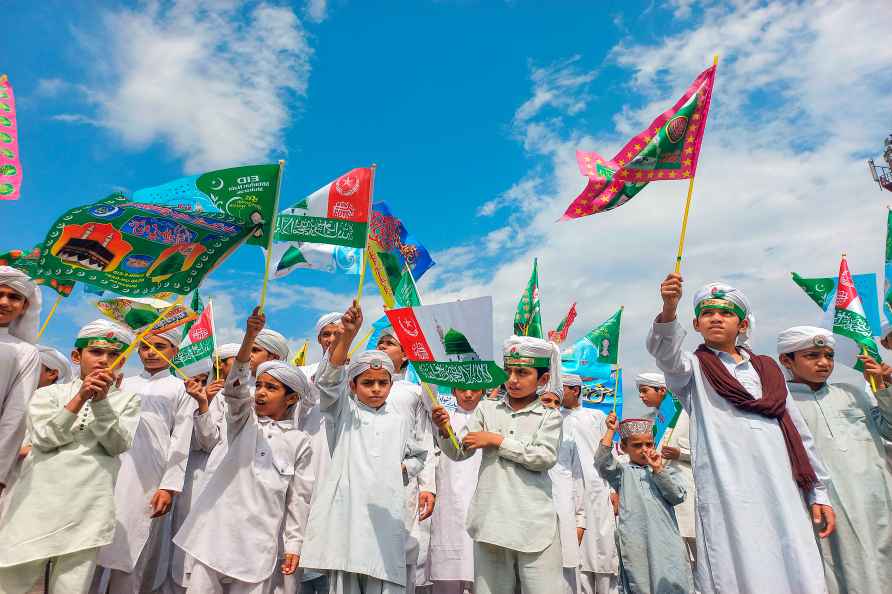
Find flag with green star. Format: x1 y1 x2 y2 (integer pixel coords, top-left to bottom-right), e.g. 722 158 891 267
513 258 543 338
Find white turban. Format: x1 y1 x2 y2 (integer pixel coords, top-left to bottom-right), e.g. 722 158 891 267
693 282 754 348
75 319 136 351
255 328 289 360
882 320 892 341
378 326 399 343
0 266 41 344
635 372 666 388
215 342 240 360
38 345 73 384
561 373 583 388
777 326 836 355
347 350 395 382
150 327 181 348
314 312 343 337
256 360 311 396
502 336 563 397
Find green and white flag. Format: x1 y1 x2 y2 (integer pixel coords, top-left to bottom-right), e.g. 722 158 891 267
835 255 881 370
172 299 216 377
514 258 542 337
584 307 623 365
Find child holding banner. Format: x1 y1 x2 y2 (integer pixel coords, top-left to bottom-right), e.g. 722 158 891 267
431 336 563 594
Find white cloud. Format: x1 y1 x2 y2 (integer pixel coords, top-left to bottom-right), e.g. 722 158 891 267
514 56 598 124
50 113 100 125
305 0 328 23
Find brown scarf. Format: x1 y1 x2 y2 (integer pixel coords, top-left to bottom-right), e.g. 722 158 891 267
694 345 817 493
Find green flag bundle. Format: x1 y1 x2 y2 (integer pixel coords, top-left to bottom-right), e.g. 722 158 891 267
514 258 543 337
172 299 217 377
584 307 623 365
834 255 881 369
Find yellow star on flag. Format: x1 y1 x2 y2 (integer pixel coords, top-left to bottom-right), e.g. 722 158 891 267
669 171 677 178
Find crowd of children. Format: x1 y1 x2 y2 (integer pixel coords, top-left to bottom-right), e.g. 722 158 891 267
0 263 891 594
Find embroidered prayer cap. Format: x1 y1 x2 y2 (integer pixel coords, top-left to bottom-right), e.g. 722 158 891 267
618 418 654 439
502 335 564 396
777 326 836 355
256 360 311 396
693 282 754 348
561 373 583 388
148 327 181 348
215 342 240 360
0 265 41 344
314 312 343 337
75 319 136 351
635 372 666 388
347 349 396 382
37 345 73 384
254 328 289 360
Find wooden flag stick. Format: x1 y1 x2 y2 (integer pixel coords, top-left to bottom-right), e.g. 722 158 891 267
108 296 185 371
612 366 621 414
141 338 190 381
423 383 461 452
259 160 286 314
36 295 62 340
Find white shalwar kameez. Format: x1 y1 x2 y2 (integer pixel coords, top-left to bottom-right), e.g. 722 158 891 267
564 406 619 594
0 379 140 594
173 360 314 591
300 358 427 594
0 327 39 495
647 318 832 594
96 370 196 591
549 418 586 594
430 406 481 594
661 409 696 563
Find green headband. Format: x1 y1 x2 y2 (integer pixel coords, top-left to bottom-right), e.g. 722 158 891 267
504 351 550 369
694 298 746 321
74 336 129 351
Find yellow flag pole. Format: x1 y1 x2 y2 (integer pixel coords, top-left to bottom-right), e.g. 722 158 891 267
674 54 718 274
347 327 375 358
141 338 190 381
356 164 377 302
423 383 462 452
36 295 62 340
863 345 879 394
259 160 285 314
108 296 185 371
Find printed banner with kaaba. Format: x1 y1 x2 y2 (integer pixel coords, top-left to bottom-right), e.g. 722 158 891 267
20 193 252 296
385 296 507 389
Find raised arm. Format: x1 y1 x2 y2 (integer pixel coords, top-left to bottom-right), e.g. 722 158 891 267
225 307 265 426
646 273 695 403
593 412 622 489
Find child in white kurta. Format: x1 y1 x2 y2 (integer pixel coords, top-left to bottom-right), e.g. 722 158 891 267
174 310 314 594
0 319 140 594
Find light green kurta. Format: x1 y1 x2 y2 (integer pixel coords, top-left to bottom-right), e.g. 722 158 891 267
787 381 892 594
0 379 140 567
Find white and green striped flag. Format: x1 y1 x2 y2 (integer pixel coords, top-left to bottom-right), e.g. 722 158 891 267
172 299 216 377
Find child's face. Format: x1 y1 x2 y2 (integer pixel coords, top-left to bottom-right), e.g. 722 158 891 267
72 346 122 377
693 308 746 347
505 366 546 399
621 433 656 466
254 373 298 421
219 356 235 379
192 373 209 387
318 323 341 352
0 286 27 327
138 336 178 373
780 347 834 386
350 368 393 409
540 392 560 409
38 364 59 388
453 388 484 411
561 385 581 408
638 385 666 408
376 335 406 371
250 345 276 373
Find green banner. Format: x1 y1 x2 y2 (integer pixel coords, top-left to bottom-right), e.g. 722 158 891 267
412 360 508 390
274 215 367 248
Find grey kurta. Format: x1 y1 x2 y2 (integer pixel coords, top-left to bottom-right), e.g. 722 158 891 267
594 444 693 594
787 381 892 594
0 328 39 490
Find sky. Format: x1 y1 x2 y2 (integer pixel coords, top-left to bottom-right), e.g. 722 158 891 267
3 0 892 408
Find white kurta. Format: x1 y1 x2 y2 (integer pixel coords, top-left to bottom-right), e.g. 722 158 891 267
174 360 314 584
0 327 39 489
549 421 585 568
429 407 481 583
662 410 695 540
787 381 892 594
300 358 427 587
0 379 140 566
647 318 832 594
97 371 195 573
565 406 619 575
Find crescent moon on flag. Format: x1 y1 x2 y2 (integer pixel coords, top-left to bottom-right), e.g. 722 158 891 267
210 178 224 191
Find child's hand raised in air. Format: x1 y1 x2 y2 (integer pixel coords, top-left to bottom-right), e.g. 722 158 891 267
245 306 266 337
601 412 618 447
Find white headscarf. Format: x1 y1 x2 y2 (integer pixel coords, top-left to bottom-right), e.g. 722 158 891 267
215 342 240 360
777 326 836 355
693 282 754 348
561 373 583 388
255 328 289 360
635 372 666 388
347 350 395 382
378 326 399 344
0 266 41 344
502 335 563 397
38 345 73 384
315 312 343 337
76 319 136 350
256 360 311 396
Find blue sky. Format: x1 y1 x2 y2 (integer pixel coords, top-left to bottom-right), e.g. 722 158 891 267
3 0 892 400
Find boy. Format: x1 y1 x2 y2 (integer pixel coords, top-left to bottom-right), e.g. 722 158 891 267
594 414 693 594
174 307 314 593
431 336 563 594
635 372 696 568
301 311 343 380
96 327 195 592
0 319 140 594
252 327 290 372
429 388 484 594
37 345 73 387
647 275 834 594
300 302 427 594
778 325 892 594
540 391 585 594
0 266 41 498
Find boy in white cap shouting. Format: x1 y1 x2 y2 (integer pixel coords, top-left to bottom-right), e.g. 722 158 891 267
778 325 892 594
647 274 834 594
431 335 563 594
301 311 343 381
0 319 139 594
0 266 41 498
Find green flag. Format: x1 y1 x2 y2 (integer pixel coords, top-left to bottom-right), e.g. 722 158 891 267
791 272 835 309
514 258 543 338
585 307 623 365
835 256 881 369
394 265 421 307
182 290 204 335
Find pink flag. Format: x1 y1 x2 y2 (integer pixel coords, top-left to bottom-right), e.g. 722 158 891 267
0 75 22 200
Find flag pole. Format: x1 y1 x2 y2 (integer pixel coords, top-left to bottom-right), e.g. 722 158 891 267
863 345 879 394
356 164 377 302
674 54 718 274
347 327 375 358
612 305 624 414
36 295 62 340
208 297 220 381
423 382 462 452
259 160 285 314
141 338 190 381
109 295 185 371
